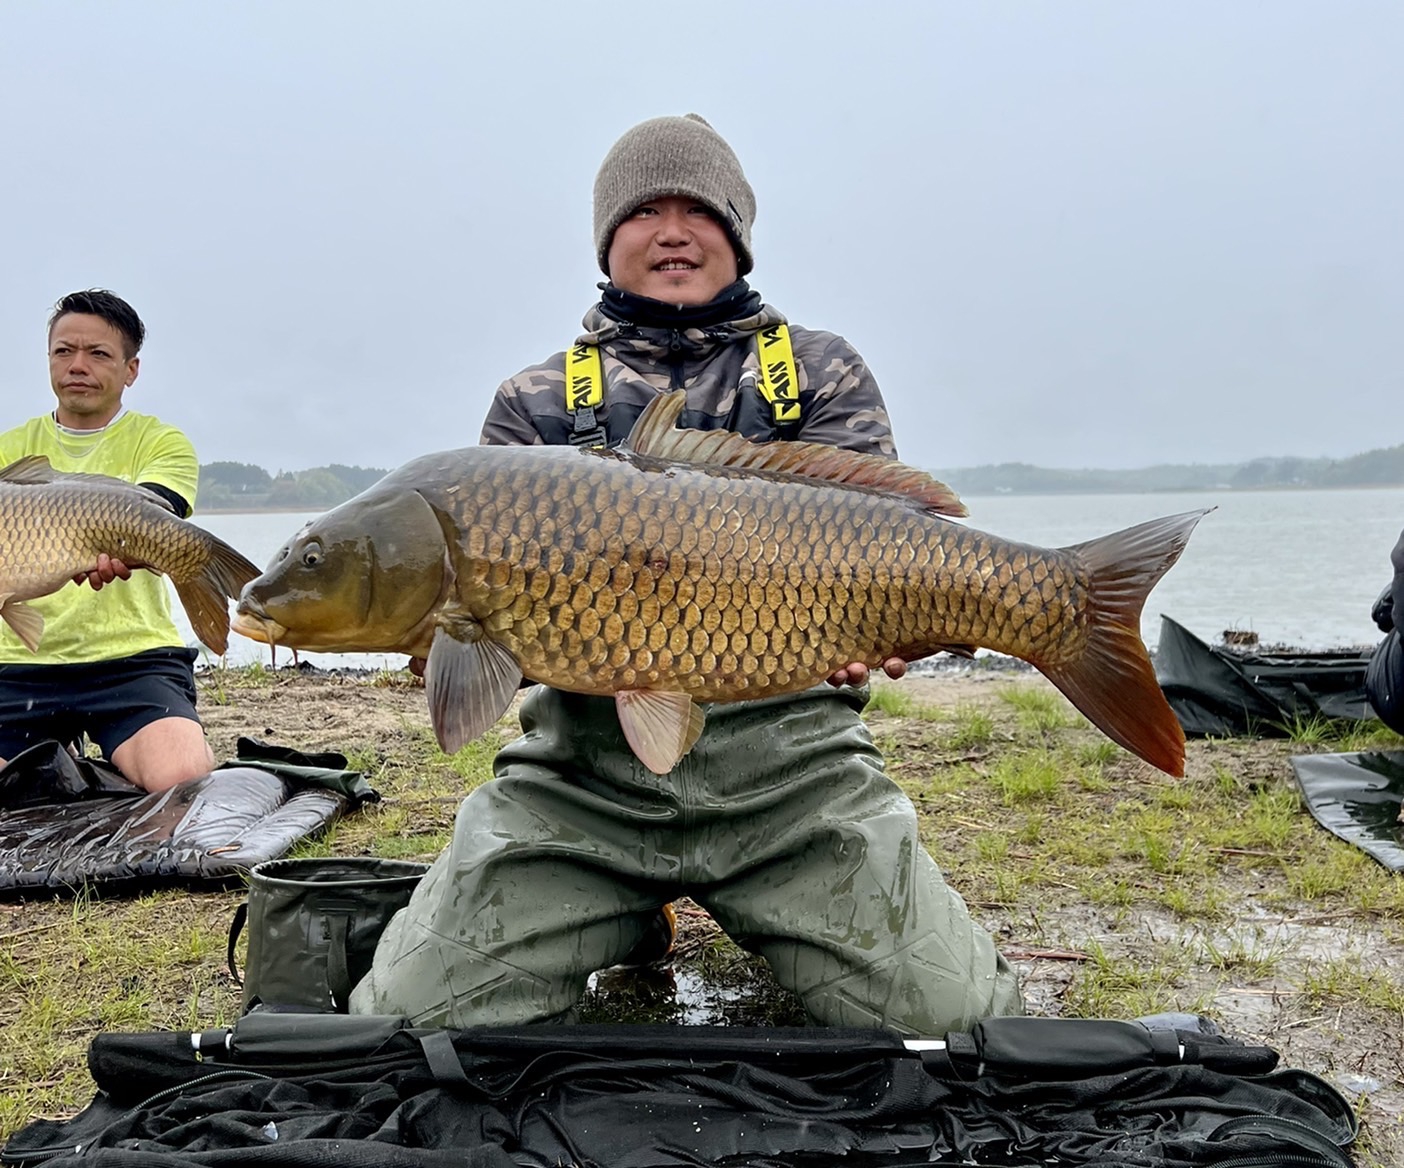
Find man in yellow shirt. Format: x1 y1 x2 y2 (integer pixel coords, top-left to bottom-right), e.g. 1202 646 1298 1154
0 290 215 792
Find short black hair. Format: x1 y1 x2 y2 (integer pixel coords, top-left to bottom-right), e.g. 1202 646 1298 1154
47 289 146 359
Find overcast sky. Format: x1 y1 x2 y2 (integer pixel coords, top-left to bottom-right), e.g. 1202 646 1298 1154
3 1 1399 475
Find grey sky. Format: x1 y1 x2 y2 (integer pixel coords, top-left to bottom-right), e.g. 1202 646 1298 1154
3 1 1399 474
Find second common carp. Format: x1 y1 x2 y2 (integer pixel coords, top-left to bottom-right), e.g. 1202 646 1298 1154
234 393 1205 775
0 455 260 655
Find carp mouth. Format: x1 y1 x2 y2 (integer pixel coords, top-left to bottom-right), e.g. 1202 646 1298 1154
230 603 286 646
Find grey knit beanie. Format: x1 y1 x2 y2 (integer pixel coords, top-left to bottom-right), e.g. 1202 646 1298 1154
593 113 756 277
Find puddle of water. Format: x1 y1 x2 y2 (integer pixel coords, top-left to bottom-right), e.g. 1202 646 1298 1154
582 959 806 1026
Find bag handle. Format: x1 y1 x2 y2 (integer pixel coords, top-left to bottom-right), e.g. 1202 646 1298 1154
226 901 249 988
326 914 352 1010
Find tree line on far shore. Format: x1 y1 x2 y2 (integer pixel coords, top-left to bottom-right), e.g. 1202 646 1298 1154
197 462 389 511
942 442 1404 496
197 441 1404 512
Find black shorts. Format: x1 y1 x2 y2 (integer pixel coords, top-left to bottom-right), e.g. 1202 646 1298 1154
0 648 202 761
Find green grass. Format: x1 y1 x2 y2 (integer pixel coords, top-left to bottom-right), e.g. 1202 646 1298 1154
865 684 945 722
998 684 1080 732
942 704 996 750
1061 940 1209 1020
1301 959 1404 1013
985 750 1063 804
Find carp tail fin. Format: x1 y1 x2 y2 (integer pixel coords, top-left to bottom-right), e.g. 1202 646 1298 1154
206 538 262 599
174 574 234 656
1038 510 1210 777
174 538 262 656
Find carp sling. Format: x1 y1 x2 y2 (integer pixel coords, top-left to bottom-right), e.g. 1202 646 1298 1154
0 455 260 655
234 393 1205 775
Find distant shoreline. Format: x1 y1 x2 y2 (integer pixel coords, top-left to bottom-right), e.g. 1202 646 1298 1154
194 505 322 515
195 479 1404 517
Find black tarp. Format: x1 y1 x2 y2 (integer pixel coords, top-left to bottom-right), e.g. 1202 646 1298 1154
0 739 376 893
1155 616 1375 737
1 1014 1359 1168
1291 749 1404 870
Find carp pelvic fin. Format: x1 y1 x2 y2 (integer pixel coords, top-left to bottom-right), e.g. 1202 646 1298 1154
615 689 706 774
622 392 967 517
0 596 43 653
424 626 523 755
1038 509 1211 777
934 644 979 660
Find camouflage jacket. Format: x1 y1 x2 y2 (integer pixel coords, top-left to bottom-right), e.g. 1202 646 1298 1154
479 300 897 458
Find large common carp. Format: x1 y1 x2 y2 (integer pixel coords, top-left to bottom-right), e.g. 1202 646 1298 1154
0 455 260 655
234 394 1205 775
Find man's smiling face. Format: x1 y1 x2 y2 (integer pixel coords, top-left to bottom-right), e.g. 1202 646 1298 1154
606 195 739 306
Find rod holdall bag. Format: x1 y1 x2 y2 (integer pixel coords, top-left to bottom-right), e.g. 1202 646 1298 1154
227 856 429 1013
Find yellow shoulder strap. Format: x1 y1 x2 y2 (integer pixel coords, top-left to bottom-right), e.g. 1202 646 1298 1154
755 324 800 426
565 328 802 436
564 341 606 446
565 341 605 411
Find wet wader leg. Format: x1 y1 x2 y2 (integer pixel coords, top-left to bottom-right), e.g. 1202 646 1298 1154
349 690 680 1026
686 689 1024 1035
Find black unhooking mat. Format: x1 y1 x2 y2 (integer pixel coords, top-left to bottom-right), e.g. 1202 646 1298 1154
1 1014 1358 1167
1291 749 1404 870
0 738 376 893
1155 615 1375 737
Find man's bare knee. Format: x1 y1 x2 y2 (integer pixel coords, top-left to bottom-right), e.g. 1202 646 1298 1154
111 718 215 793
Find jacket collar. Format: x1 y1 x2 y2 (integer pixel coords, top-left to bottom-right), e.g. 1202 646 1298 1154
579 281 786 360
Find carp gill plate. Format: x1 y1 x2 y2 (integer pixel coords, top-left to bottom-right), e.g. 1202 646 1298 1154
0 456 260 655
234 393 1206 775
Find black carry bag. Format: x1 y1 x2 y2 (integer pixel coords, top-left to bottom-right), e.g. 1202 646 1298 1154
2 1015 1360 1167
227 856 429 1013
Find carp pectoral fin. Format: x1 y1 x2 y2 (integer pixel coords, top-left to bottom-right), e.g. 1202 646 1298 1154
0 597 43 653
424 627 522 755
934 644 978 660
615 690 706 775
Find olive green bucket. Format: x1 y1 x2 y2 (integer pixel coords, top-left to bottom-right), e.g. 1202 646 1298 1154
228 856 429 1013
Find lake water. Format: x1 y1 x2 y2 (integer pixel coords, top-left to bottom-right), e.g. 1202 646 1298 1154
183 487 1403 670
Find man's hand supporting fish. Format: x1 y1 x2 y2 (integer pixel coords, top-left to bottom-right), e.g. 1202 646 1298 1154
235 391 1203 777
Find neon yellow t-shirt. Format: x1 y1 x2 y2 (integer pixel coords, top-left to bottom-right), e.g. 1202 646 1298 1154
0 411 201 665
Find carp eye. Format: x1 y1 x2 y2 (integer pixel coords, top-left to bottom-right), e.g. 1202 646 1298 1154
301 542 323 568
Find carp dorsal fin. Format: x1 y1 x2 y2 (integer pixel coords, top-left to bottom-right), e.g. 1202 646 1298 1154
0 456 174 512
0 455 59 484
622 391 968 518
